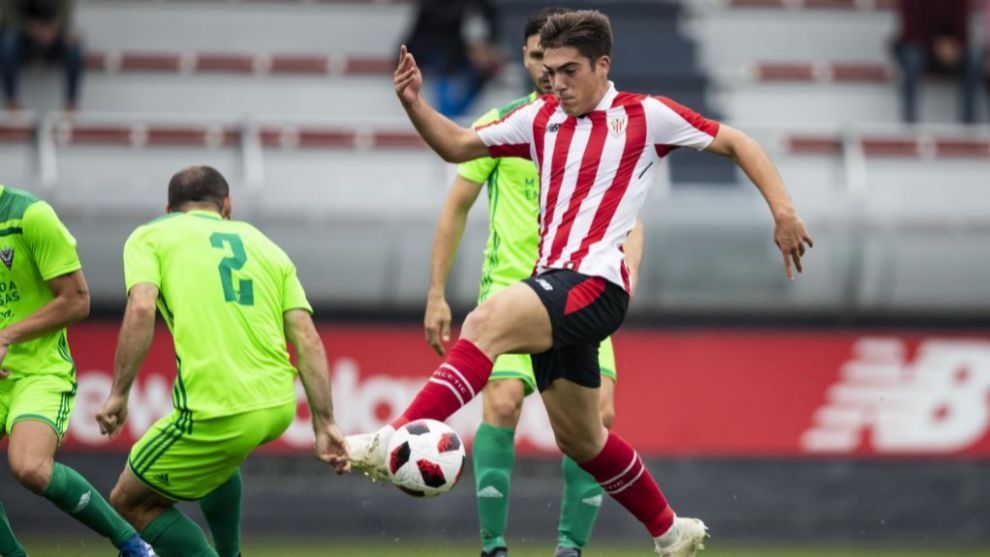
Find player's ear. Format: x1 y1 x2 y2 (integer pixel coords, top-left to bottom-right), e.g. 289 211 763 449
222 195 232 219
165 204 173 214
596 55 610 76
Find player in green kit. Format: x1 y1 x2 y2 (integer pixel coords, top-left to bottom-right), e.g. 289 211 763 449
421 10 643 557
96 166 350 557
0 185 154 557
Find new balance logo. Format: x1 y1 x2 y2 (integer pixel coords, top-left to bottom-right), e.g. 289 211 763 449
535 279 553 291
477 486 504 498
154 473 170 486
547 123 561 133
72 491 91 513
0 247 13 269
582 495 603 507
802 338 990 455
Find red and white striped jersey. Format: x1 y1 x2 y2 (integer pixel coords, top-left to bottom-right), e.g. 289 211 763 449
475 82 720 291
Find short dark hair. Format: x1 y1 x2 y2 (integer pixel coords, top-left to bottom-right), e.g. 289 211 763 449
167 165 229 211
523 7 572 44
539 10 612 63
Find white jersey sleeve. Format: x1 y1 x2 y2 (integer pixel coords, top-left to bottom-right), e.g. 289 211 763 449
474 98 545 160
644 96 720 154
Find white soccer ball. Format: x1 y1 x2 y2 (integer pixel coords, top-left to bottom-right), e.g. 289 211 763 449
386 419 466 497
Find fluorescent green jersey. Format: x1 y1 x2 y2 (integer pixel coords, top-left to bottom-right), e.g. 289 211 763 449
459 92 540 302
0 186 80 381
123 210 311 419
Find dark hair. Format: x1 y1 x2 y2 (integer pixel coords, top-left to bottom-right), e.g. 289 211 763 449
167 165 229 211
539 10 612 63
523 7 573 44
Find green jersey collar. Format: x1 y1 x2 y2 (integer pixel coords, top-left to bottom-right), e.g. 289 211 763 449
186 209 223 221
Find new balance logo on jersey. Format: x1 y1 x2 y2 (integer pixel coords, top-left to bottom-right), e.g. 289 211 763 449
582 495 603 507
154 473 170 486
72 491 91 513
535 279 553 291
0 247 13 269
477 486 504 498
802 338 990 455
547 123 560 133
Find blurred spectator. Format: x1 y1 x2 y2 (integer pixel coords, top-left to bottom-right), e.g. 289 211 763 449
403 0 502 118
0 0 83 112
894 0 979 124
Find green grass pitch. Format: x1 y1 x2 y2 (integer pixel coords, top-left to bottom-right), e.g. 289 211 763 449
20 538 989 557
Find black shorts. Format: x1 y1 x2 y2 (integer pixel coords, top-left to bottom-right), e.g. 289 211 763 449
522 270 629 392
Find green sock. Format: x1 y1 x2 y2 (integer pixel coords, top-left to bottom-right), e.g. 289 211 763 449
472 422 515 552
41 462 136 547
198 469 242 557
0 501 28 557
557 455 604 550
141 507 219 557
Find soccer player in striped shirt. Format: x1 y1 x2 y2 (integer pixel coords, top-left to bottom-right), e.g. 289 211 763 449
423 8 642 557
0 185 154 557
96 167 350 557
349 10 813 557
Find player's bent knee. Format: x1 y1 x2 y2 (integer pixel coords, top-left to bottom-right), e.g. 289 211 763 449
485 393 524 428
9 456 52 494
600 407 615 430
554 431 602 463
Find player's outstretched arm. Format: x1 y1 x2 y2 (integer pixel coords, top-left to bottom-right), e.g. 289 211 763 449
0 270 90 371
425 175 484 356
96 282 158 438
395 45 488 163
284 309 350 475
706 124 814 280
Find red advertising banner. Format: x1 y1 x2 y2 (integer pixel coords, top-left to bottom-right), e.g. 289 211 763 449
55 323 990 458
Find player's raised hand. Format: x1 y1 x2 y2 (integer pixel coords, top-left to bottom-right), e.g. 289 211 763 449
424 292 452 356
315 422 351 475
774 213 814 280
394 45 423 108
96 393 129 438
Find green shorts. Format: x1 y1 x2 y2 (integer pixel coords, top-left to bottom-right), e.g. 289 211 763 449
0 374 76 440
490 336 617 396
128 401 295 501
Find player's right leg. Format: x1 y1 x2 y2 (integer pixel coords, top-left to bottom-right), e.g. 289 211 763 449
347 281 552 479
4 374 152 557
474 368 531 557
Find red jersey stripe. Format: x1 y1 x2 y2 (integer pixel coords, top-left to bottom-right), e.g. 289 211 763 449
536 117 577 265
570 103 647 270
655 96 720 137
488 143 532 159
546 111 609 267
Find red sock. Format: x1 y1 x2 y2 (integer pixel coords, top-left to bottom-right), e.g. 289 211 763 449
390 339 493 429
579 432 675 537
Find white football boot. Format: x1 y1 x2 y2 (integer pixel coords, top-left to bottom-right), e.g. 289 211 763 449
654 516 708 557
345 427 393 482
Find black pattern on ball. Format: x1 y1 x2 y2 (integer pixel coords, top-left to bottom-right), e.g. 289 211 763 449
405 421 431 435
389 441 411 474
437 431 461 453
417 459 447 488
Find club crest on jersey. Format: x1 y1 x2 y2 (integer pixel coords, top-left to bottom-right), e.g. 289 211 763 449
0 248 13 269
608 116 628 137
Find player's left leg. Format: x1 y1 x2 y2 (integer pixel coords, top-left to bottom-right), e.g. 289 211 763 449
541 376 706 557
198 469 242 557
5 375 150 556
110 467 218 557
555 364 615 557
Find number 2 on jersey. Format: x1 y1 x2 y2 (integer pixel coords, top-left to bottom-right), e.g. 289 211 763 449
210 232 254 306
